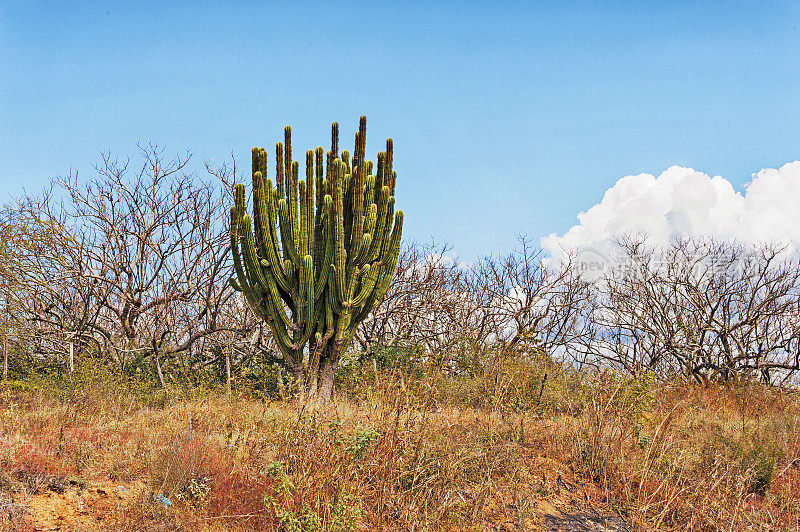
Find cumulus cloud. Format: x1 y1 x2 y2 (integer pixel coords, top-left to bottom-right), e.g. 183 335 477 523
542 161 800 263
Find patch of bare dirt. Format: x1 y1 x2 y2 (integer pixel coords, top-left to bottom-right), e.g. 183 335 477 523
23 480 146 531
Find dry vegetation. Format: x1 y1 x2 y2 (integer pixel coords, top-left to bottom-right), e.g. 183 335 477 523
3 149 800 530
0 359 798 531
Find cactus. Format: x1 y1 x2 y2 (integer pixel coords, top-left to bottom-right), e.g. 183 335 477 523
230 116 403 403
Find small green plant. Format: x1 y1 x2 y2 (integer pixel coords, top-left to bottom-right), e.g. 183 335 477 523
265 460 294 495
742 443 782 495
328 419 345 446
264 460 360 531
346 428 378 459
714 428 784 495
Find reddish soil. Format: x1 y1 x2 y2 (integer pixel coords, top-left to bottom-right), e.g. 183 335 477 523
9 481 146 532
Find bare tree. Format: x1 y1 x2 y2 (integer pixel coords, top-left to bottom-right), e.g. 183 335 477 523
469 237 594 360
354 241 488 372
582 236 800 384
356 238 593 375
9 144 239 383
0 213 30 378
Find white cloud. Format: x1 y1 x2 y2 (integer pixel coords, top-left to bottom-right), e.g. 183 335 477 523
543 161 800 263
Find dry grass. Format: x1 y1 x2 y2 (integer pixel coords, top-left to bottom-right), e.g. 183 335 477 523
547 373 800 531
0 368 798 531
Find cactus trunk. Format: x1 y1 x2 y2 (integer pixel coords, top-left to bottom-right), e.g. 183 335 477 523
229 117 403 404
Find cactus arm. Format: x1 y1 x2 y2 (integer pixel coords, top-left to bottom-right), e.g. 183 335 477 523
301 255 315 341
328 265 345 314
380 211 404 273
240 215 270 290
297 299 324 347
236 245 269 317
325 150 333 182
284 126 293 200
353 233 372 266
378 196 396 257
362 175 375 228
251 150 266 258
331 161 348 303
260 263 295 331
255 179 290 293
299 180 309 258
260 258 292 317
348 117 367 261
229 277 242 292
283 259 295 287
361 202 378 257
352 211 403 324
385 139 395 196
275 142 285 201
251 146 260 172
342 260 358 307
325 291 335 332
286 159 300 260
341 149 350 175
365 203 378 241
331 122 339 158
305 150 315 261
288 154 300 256
314 197 333 301
234 182 247 222
265 181 283 273
257 147 269 175
332 309 353 351
313 148 326 276
351 291 378 324
375 152 385 194
232 186 268 307
278 199 303 268
275 142 289 261
231 209 270 319
232 263 264 316
342 174 352 250
314 147 325 229
252 170 270 261
365 188 390 262
263 295 295 353
230 205 249 292
374 211 404 297
351 264 380 307
241 216 297 330
341 146 352 250
296 252 308 322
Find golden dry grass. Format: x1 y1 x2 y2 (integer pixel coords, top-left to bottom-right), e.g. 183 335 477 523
0 370 797 531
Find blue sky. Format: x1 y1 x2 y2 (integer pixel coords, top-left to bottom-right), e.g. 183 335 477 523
1 1 799 258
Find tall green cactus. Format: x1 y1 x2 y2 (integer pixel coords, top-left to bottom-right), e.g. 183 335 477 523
230 117 403 402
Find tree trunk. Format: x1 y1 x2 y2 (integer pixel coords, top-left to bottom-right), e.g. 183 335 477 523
154 349 167 392
317 355 337 405
68 342 75 376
